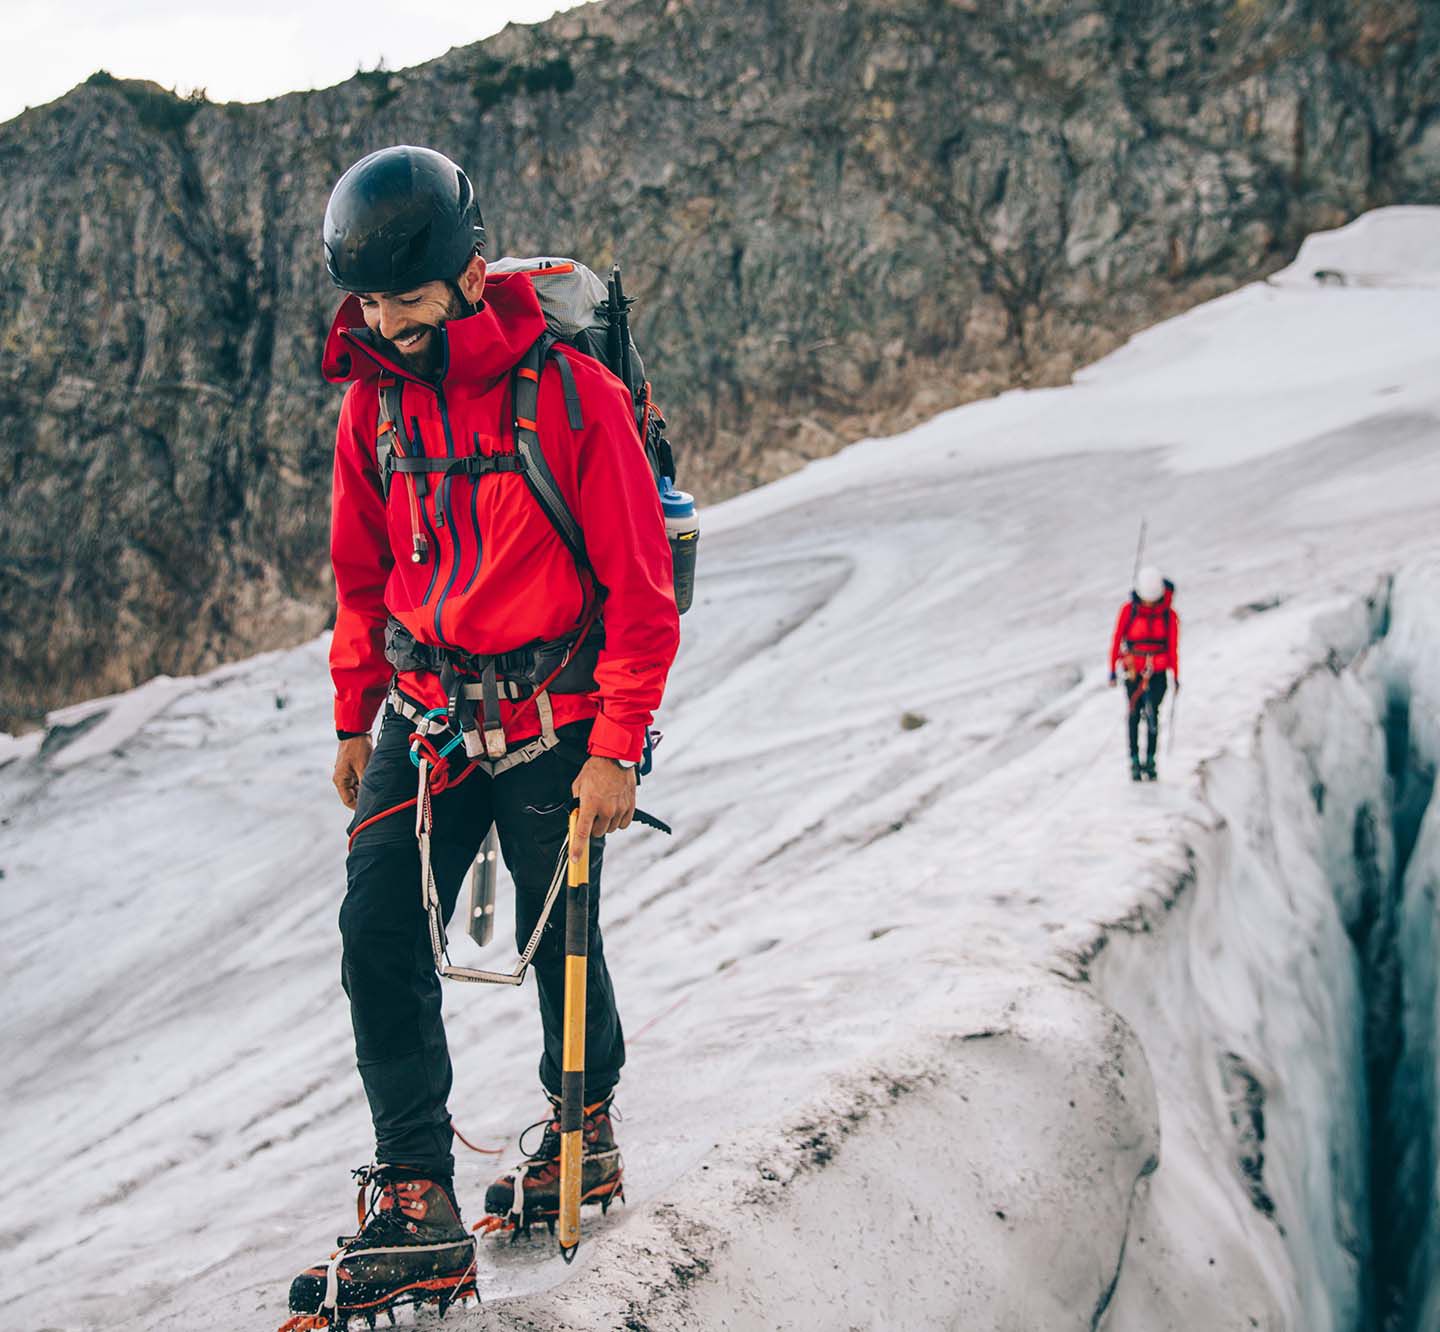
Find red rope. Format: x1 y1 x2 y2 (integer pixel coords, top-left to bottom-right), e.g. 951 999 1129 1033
627 992 691 1044
522 600 602 702
348 798 419 850
451 1118 505 1155
346 750 479 851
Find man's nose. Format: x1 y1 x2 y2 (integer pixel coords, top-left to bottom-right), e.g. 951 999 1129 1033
377 305 409 341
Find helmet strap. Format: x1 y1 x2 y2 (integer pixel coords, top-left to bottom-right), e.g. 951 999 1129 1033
447 279 477 318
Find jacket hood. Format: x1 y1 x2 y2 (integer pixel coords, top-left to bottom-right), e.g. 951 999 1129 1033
321 270 547 387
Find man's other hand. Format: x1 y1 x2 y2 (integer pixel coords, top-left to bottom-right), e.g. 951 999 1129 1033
334 736 373 809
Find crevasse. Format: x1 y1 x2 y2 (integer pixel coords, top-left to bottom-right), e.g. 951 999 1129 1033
1092 563 1440 1331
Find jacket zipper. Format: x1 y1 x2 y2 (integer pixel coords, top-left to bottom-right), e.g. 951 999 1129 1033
342 327 487 648
431 380 464 646
407 413 443 607
460 434 487 596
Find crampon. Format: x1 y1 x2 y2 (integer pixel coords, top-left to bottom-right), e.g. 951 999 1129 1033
278 1167 479 1330
475 1095 625 1243
276 1270 478 1330
472 1171 626 1242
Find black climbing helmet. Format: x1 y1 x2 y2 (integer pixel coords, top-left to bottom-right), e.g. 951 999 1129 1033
323 145 486 294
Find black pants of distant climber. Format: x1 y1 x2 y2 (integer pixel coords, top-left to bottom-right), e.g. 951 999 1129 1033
1126 672 1168 768
340 707 625 1180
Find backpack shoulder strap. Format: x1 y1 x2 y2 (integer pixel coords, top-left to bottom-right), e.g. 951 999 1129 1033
550 346 585 431
512 335 590 572
375 379 406 500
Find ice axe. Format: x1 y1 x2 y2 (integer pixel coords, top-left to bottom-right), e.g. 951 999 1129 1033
558 805 591 1262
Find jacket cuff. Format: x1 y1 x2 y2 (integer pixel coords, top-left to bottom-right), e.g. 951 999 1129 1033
587 711 644 762
334 699 380 736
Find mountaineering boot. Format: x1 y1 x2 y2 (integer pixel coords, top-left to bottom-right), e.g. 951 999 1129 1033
483 1094 624 1233
1143 759 1158 782
281 1168 476 1330
1130 757 1143 782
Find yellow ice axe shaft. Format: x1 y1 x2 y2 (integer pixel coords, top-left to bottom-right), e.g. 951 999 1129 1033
558 809 590 1259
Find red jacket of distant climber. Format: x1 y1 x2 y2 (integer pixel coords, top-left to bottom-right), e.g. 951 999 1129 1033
1109 586 1179 681
322 271 680 761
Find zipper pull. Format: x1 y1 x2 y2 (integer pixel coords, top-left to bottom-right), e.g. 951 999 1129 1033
412 534 429 564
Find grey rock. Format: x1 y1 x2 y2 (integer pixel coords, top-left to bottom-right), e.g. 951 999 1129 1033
0 0 1437 728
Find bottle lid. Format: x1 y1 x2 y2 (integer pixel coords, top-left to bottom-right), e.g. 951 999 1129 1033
659 479 695 517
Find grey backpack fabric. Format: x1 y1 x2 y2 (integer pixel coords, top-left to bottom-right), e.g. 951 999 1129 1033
488 256 609 338
489 256 650 406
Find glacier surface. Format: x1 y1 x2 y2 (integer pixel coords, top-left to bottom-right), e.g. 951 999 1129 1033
3 207 1440 1329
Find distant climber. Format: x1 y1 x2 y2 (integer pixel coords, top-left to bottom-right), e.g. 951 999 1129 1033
1108 566 1179 782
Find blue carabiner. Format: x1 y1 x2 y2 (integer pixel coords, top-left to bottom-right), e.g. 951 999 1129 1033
409 708 467 768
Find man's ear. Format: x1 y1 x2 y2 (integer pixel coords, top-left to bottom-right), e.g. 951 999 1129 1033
457 252 487 305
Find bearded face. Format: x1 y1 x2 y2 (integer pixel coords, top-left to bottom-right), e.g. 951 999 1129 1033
358 280 470 379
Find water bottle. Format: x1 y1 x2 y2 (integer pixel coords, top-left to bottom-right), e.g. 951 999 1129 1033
659 478 698 614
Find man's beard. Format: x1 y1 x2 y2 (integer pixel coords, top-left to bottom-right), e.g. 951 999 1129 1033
378 288 468 379
380 325 444 377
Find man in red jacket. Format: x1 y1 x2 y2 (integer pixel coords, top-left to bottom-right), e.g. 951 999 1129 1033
1108 566 1179 782
285 146 679 1325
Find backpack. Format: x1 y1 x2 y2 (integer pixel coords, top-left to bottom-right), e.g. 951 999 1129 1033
374 256 679 587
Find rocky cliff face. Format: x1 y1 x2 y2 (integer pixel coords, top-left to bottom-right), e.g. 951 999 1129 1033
0 0 1436 729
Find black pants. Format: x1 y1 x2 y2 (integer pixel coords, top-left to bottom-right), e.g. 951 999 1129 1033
340 707 625 1179
1126 671 1168 764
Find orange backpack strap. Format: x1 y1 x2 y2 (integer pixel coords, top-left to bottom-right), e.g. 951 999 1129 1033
375 378 407 499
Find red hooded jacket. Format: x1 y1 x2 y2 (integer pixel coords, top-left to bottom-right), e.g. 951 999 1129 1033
1108 586 1179 681
322 272 679 761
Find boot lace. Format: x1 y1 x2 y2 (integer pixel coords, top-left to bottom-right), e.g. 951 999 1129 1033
337 1165 427 1248
515 1097 616 1163
517 1113 563 1164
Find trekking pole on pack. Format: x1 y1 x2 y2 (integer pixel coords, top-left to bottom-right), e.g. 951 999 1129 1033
606 264 635 402
1131 518 1148 588
558 805 591 1262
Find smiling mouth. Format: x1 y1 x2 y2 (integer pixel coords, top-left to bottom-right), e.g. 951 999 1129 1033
393 329 429 352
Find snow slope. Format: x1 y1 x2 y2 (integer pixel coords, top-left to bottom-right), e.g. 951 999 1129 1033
3 206 1440 1330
